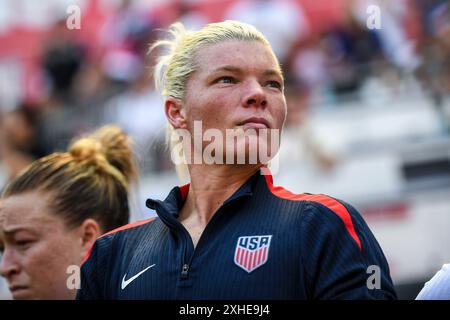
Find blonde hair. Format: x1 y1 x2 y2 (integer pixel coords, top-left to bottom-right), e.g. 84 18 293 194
2 125 137 233
149 20 278 180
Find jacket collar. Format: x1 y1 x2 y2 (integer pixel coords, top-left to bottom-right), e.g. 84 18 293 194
145 169 264 220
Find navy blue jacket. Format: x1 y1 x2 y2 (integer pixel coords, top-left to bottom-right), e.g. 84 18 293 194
77 170 397 299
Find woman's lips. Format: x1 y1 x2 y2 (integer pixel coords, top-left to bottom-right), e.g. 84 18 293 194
238 117 271 129
9 286 32 299
241 122 268 130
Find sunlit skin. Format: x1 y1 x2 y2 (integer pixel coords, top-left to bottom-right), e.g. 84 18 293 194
0 192 99 300
165 40 287 247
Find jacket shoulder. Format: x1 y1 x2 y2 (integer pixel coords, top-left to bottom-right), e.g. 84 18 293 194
81 217 157 265
263 174 362 250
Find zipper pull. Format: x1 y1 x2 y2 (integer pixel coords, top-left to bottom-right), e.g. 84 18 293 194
181 264 190 279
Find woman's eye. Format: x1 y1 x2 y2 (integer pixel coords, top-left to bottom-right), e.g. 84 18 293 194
267 81 282 90
216 76 235 84
15 240 33 249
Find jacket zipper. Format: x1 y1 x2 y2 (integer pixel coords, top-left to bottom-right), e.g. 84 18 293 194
155 195 248 280
153 200 194 279
181 264 190 279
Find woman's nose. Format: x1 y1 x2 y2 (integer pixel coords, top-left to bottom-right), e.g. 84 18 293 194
0 249 21 279
243 80 267 108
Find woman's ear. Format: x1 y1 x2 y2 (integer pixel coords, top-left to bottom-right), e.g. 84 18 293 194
165 97 187 129
78 218 101 261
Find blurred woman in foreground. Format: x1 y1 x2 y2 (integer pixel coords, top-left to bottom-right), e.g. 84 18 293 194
0 125 136 299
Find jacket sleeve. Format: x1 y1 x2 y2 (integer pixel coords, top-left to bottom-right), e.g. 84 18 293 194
300 200 397 300
76 236 110 300
416 264 450 300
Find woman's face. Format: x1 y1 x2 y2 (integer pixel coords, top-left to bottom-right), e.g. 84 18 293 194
0 192 83 300
1 110 34 151
180 40 287 165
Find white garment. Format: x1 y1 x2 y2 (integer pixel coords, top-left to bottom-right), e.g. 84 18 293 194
416 264 450 300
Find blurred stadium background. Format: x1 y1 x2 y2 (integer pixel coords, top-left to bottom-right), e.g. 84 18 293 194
0 0 449 299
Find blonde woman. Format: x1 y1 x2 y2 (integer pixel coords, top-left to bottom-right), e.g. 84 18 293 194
0 126 136 299
77 21 396 300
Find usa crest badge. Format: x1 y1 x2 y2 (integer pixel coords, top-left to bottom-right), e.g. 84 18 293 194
234 235 272 273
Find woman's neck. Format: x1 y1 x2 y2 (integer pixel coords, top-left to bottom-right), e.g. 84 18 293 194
179 164 261 225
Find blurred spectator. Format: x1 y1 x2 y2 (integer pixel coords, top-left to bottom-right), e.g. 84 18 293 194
225 0 310 64
104 69 169 173
42 18 86 102
71 63 117 131
0 104 44 191
286 4 386 102
279 84 338 172
149 0 209 31
414 0 448 37
174 0 209 30
415 0 450 126
35 17 94 155
288 35 330 102
34 94 83 155
352 0 421 72
416 39 450 130
100 0 156 83
319 11 384 98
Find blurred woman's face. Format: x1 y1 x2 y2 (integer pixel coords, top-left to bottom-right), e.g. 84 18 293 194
182 40 287 165
1 111 34 151
0 192 83 300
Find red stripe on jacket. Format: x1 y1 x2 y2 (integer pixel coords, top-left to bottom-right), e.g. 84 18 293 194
263 173 362 251
81 217 156 265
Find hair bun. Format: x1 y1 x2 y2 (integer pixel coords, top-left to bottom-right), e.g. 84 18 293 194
69 125 137 184
69 138 103 161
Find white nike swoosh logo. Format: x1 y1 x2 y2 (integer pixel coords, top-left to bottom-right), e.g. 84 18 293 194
121 264 156 290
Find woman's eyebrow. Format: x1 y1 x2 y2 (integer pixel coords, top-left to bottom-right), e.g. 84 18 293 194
211 66 283 78
210 65 242 74
2 227 30 235
263 69 284 80
2 223 41 236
